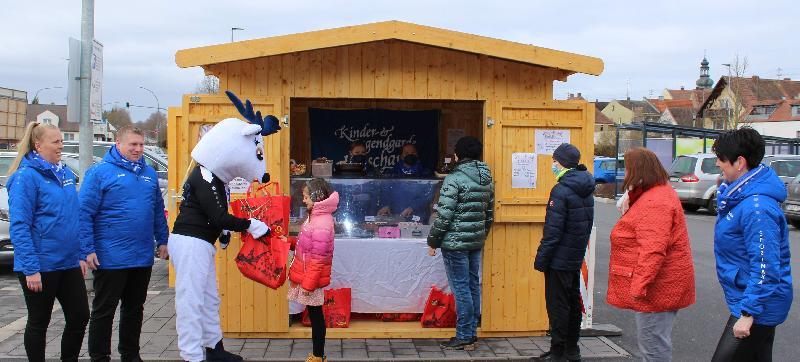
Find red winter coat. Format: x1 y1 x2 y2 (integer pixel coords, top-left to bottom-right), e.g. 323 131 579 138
289 191 339 291
607 184 696 312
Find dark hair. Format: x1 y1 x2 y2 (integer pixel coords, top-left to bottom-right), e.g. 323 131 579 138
712 127 765 170
623 148 669 191
348 141 366 153
454 136 481 160
305 177 334 203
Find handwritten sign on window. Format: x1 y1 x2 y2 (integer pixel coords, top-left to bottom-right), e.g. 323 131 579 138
512 153 537 189
535 130 570 155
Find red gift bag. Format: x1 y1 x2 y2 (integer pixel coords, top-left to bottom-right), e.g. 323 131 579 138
230 182 290 237
235 234 289 289
301 288 352 328
381 313 421 322
421 286 457 328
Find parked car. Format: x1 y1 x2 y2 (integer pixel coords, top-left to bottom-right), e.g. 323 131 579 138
593 156 625 184
782 173 800 229
762 155 800 186
0 184 11 266
669 153 722 215
0 151 101 187
62 141 168 193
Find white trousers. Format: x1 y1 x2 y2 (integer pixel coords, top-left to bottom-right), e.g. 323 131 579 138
169 233 223 362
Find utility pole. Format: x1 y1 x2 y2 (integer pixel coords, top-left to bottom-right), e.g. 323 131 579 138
79 0 94 176
139 86 160 145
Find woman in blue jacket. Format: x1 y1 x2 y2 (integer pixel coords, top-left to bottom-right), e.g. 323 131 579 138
711 128 793 361
7 122 89 362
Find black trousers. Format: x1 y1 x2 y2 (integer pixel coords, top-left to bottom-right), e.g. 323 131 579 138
544 269 582 357
88 267 152 362
712 315 776 362
307 305 326 357
17 267 89 362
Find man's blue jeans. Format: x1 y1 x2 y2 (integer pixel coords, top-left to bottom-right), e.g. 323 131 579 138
442 249 482 340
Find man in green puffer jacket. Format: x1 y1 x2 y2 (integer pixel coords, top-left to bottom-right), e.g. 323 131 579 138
427 136 494 351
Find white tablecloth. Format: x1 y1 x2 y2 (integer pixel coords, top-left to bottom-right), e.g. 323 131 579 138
290 237 449 314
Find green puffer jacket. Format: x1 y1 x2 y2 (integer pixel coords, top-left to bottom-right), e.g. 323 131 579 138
427 159 495 251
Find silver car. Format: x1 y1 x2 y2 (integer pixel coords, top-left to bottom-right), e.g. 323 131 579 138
0 185 11 266
669 154 722 215
762 155 800 187
783 173 800 229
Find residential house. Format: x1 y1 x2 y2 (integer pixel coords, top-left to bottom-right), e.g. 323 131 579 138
659 106 698 127
26 104 116 142
593 101 613 143
600 98 661 124
697 76 800 137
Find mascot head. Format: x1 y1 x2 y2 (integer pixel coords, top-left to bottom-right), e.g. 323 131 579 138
190 91 281 183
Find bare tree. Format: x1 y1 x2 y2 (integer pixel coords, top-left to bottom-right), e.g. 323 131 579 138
723 54 749 130
194 75 220 94
102 106 132 130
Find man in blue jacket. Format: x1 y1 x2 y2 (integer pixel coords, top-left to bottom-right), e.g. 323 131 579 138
711 128 793 361
80 126 169 362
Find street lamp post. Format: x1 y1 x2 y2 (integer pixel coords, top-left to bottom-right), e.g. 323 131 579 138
32 86 63 104
231 27 244 42
722 63 732 130
139 86 160 145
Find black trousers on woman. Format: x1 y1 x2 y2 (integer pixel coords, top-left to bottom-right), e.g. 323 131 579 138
17 267 89 362
307 305 326 357
712 315 776 362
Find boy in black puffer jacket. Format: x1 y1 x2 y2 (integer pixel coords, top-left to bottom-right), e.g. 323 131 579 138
534 143 595 362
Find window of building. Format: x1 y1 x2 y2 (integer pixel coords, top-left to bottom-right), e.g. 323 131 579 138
42 118 53 125
792 105 800 117
63 133 75 141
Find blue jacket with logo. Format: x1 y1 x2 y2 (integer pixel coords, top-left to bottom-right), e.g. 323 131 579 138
8 154 81 275
79 147 168 269
715 164 793 326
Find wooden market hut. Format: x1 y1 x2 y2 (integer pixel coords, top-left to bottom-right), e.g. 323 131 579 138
167 20 603 338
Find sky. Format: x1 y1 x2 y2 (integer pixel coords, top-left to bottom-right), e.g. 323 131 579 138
2 0 798 122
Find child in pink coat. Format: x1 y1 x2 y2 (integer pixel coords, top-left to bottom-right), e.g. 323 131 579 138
287 178 338 362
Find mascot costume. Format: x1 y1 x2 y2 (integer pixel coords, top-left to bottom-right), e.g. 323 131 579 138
169 91 280 362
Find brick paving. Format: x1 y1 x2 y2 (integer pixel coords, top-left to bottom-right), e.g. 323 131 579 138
0 260 630 361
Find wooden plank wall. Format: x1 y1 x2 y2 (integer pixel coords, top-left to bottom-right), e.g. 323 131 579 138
171 95 288 333
205 40 558 118
481 101 592 332
288 98 484 166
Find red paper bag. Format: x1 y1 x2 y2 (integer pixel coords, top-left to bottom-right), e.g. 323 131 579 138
421 286 457 328
301 288 352 328
235 234 289 289
230 182 290 238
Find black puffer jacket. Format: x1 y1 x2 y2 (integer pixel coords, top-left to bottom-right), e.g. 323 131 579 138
534 166 595 272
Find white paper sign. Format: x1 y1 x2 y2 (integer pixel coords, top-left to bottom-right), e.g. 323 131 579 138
228 177 251 194
512 153 537 189
535 130 570 155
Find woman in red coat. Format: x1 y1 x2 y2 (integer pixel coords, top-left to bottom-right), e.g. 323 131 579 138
287 178 339 362
608 148 695 361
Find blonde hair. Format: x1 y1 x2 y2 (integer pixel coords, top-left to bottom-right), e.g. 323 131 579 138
7 122 61 176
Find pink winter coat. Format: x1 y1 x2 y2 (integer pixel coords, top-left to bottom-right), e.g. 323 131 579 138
288 191 339 291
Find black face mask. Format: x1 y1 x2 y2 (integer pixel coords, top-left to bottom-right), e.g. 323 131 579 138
404 154 419 165
351 155 367 164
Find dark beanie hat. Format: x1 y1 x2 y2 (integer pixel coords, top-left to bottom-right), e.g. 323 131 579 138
553 143 580 168
454 136 482 160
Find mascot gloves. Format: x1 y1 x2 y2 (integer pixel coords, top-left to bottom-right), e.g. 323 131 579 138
247 218 271 239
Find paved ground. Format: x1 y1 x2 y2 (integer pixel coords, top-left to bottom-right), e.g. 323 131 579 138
0 259 630 361
592 201 800 362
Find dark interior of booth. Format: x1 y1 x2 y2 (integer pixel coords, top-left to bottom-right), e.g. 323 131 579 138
286 97 484 325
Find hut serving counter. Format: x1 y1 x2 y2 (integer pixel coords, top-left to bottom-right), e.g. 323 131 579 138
168 21 602 338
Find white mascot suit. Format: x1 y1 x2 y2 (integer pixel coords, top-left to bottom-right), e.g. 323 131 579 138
169 91 280 362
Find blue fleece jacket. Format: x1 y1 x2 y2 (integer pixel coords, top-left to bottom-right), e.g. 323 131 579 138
79 146 168 269
8 154 81 275
714 164 793 326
